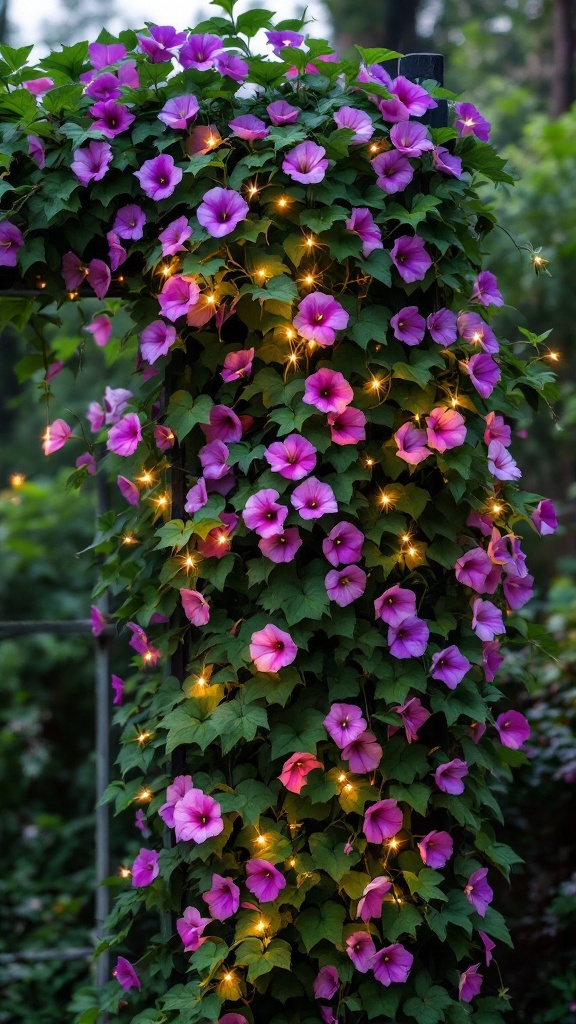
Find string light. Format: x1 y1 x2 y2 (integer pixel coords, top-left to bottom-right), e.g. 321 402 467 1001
407 546 416 557
365 457 374 467
287 353 298 365
255 833 267 847
182 554 196 571
256 268 266 279
137 731 152 745
122 534 137 545
369 143 380 153
286 328 295 340
68 290 78 300
161 264 172 277
255 918 266 933
277 197 288 209
247 183 259 197
37 279 46 289
491 503 503 514
117 275 124 283
451 396 459 408
388 837 398 849
367 376 383 392
223 972 234 983
305 236 314 249
137 788 152 802
401 534 411 543
304 275 315 286
10 473 25 488
197 675 207 687
546 351 560 361
289 857 296 867
143 651 154 663
344 783 353 793
206 293 216 304
154 493 170 507
137 470 154 486
118 867 131 878
206 134 217 149
380 494 392 509
338 773 347 783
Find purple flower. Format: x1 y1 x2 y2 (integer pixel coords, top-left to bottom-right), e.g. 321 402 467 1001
427 407 467 452
390 305 426 346
472 598 505 641
243 488 288 537
495 709 530 749
435 758 469 795
107 413 141 457
391 234 432 283
483 640 503 683
179 33 223 70
159 774 194 828
363 799 403 843
323 522 364 567
139 321 177 364
117 475 139 506
199 439 230 481
303 367 353 414
503 573 534 610
265 29 304 55
357 63 393 89
202 874 240 920
155 425 175 450
216 52 249 83
138 25 186 62
471 270 504 307
158 94 199 129
291 477 338 519
174 788 224 843
85 72 122 101
346 207 383 257
328 406 366 445
464 868 493 917
325 564 367 607
454 102 491 142
455 547 493 593
488 440 522 481
76 451 97 475
430 646 471 689
249 623 297 673
392 696 430 743
89 99 134 137
221 347 254 381
390 121 434 157
27 135 45 168
388 616 429 659
112 204 146 241
433 146 463 177
181 588 210 626
71 140 113 185
313 965 339 1000
374 585 416 627
91 606 107 637
323 703 367 748
177 906 211 951
372 150 414 194
463 352 500 398
293 292 349 347
469 721 487 743
197 186 249 238
107 230 127 270
184 478 208 514
229 114 269 141
334 105 374 143
346 932 376 973
113 956 140 991
267 99 300 125
342 731 382 773
357 876 392 921
132 848 160 887
427 308 458 346
479 931 496 966
89 42 127 68
259 528 302 563
83 314 111 348
0 221 24 267
484 412 511 447
104 387 132 424
458 964 483 1005
372 943 414 986
418 830 453 869
391 75 437 117
134 154 183 200
264 434 317 481
202 404 242 443
394 421 431 465
532 499 557 535
282 141 329 185
458 312 499 354
245 859 286 902
157 216 193 257
158 274 200 320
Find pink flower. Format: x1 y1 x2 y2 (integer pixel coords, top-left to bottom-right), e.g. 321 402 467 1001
89 42 126 68
328 406 366 445
323 703 367 748
430 646 471 689
181 589 210 626
282 141 329 184
198 513 238 558
458 312 499 354
177 906 211 951
117 475 139 506
472 598 505 641
27 134 45 168
158 275 200 320
482 640 503 683
127 622 161 666
91 605 107 637
202 404 242 443
323 522 364 566
303 368 353 414
229 114 269 140
427 308 458 346
463 353 500 398
107 231 127 270
202 874 240 920
197 187 249 238
104 386 132 424
159 94 199 129
464 868 493 917
279 752 323 793
346 207 383 257
71 140 113 184
390 120 434 157
293 292 349 347
264 434 317 480
42 419 72 455
479 931 496 966
388 616 429 658
426 407 467 452
221 347 254 382
173 788 224 843
459 963 483 1002
0 220 23 266
112 204 146 240
159 216 192 256
267 99 300 125
392 697 430 743
488 440 521 481
107 413 141 457
418 830 453 869
342 730 382 773
435 758 469 795
23 76 54 96
132 848 160 887
113 956 140 990
454 102 490 141
243 488 288 537
372 943 413 986
325 564 367 607
83 314 112 348
471 270 504 307
245 859 286 902
469 721 487 744
484 411 511 447
495 710 530 749
259 528 302 563
155 425 175 450
134 154 183 200
363 798 403 843
199 439 229 480
357 877 392 921
159 775 194 828
291 477 338 519
532 499 557 535
455 547 494 593
390 305 426 346
374 585 416 627
394 421 431 465
313 965 339 1000
389 75 437 117
372 150 414 194
433 146 463 177
87 402 105 432
249 623 297 673
346 932 377 973
89 99 135 137
334 105 374 143
139 321 177 364
76 452 97 475
179 33 223 70
391 234 432 283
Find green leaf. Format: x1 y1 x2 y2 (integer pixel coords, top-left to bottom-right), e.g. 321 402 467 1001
380 900 423 940
380 736 429 784
236 9 274 36
354 46 402 65
158 701 217 755
235 937 291 981
359 248 392 285
154 519 195 551
349 305 389 349
0 43 34 71
40 41 89 80
165 390 213 442
210 695 269 754
427 890 473 942
389 782 430 816
299 205 349 233
403 868 448 903
270 711 327 758
0 297 34 332
236 779 277 826
42 84 84 115
308 831 358 882
404 986 452 1024
0 89 39 123
296 902 346 951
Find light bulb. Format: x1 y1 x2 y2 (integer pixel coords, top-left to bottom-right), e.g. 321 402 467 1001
10 473 25 488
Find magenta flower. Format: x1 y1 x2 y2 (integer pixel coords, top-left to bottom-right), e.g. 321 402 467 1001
334 105 374 143
76 452 97 475
89 99 134 137
158 274 200 321
104 386 132 424
45 361 63 382
357 63 393 88
394 421 432 465
291 477 338 519
264 434 317 480
202 874 240 920
184 479 208 514
216 52 248 82
159 775 194 828
201 405 240 444
464 868 493 917
155 425 175 450
138 25 186 62
107 413 141 457
229 114 269 141
127 622 161 666
199 440 229 480
435 758 469 795
198 513 238 558
219 1017 249 1024
159 94 199 130
325 564 367 607
135 809 148 834
374 585 416 627
503 573 534 610
483 640 503 683
113 956 141 991
484 412 511 447
134 154 183 200
454 102 491 141
342 730 382 773
469 721 487 743
323 522 364 567
372 150 414 194
71 140 113 185
42 419 72 455
495 710 530 749
479 931 496 966
117 475 139 506
89 42 127 68
107 231 127 270
132 848 160 887
265 29 304 54
293 292 349 347
177 906 211 951
458 312 499 354
328 405 367 445
243 488 288 537
27 135 45 168
390 121 434 157
324 703 367 748
221 347 254 382
282 141 329 185
173 788 224 843
472 598 505 641
159 216 192 256
279 751 323 793
471 270 504 307
112 204 146 241
390 75 437 116
313 965 339 1000
430 646 471 689
346 207 383 258
249 623 297 673
181 589 210 626
372 943 413 986
532 499 557 535
91 606 107 637
363 798 403 843
23 76 54 96
179 33 223 70
488 440 522 481
418 830 453 869
139 321 177 364
245 859 286 903
427 308 458 346
303 368 353 414
468 511 494 536
426 407 467 452
86 72 122 101
259 527 302 563
357 877 392 922
346 931 377 973
391 234 432 283
433 146 463 177
463 352 500 398
459 963 483 1002
0 220 23 267
455 547 493 593
390 305 426 346
87 402 105 432
84 258 111 300
83 314 112 348
267 99 300 125
392 697 430 743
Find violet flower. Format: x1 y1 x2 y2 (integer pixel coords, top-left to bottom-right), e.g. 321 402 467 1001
159 216 193 256
279 751 323 793
464 867 493 917
390 121 434 157
463 352 500 397
264 434 317 480
394 421 431 465
173 788 224 843
179 33 224 70
303 368 353 414
138 25 186 62
132 848 160 886
363 798 403 843
418 830 453 869
291 477 338 519
454 102 490 142
139 321 177 364
484 411 511 447
323 703 367 748
71 140 113 185
390 75 437 117
435 758 469 795
374 585 416 627
112 204 146 240
83 314 112 348
495 709 530 749
106 413 141 457
202 874 240 920
177 906 211 951
197 186 249 238
107 231 127 270
184 478 208 514
86 72 122 101
282 141 329 184
346 207 383 257
113 956 140 991
459 964 483 1002
216 52 249 82
245 859 286 902
430 646 471 689
457 312 499 354
117 475 139 506
265 29 304 55
357 877 392 922
323 522 364 566
229 114 269 141
531 499 557 535
472 598 505 641
392 696 430 743
242 488 288 537
479 931 496 966
503 573 534 610
249 623 297 673
76 452 97 475
471 270 504 307
221 347 254 381
427 308 458 346
482 640 503 683
313 965 339 1000
23 77 54 96
346 932 376 973
488 440 522 481
134 154 183 200
259 528 302 563
293 292 349 347
427 407 467 451
198 513 238 558
390 305 426 346
371 943 414 986
433 146 463 177
372 150 414 194
181 588 210 626
158 274 200 320
328 406 366 445
334 105 374 143
199 439 229 480
326 565 367 606
267 99 300 125
155 425 175 450
0 221 24 267
388 616 429 659
159 774 194 828
27 135 45 168
342 731 382 773
391 234 432 283
202 404 242 442
89 99 134 137
158 94 199 129
455 547 494 593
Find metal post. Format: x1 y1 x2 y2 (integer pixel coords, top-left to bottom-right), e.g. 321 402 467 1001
398 53 448 128
94 470 111 994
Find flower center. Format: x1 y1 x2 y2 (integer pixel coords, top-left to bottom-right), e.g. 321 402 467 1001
275 641 284 651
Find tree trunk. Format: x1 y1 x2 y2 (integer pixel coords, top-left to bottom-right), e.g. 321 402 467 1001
551 0 575 116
